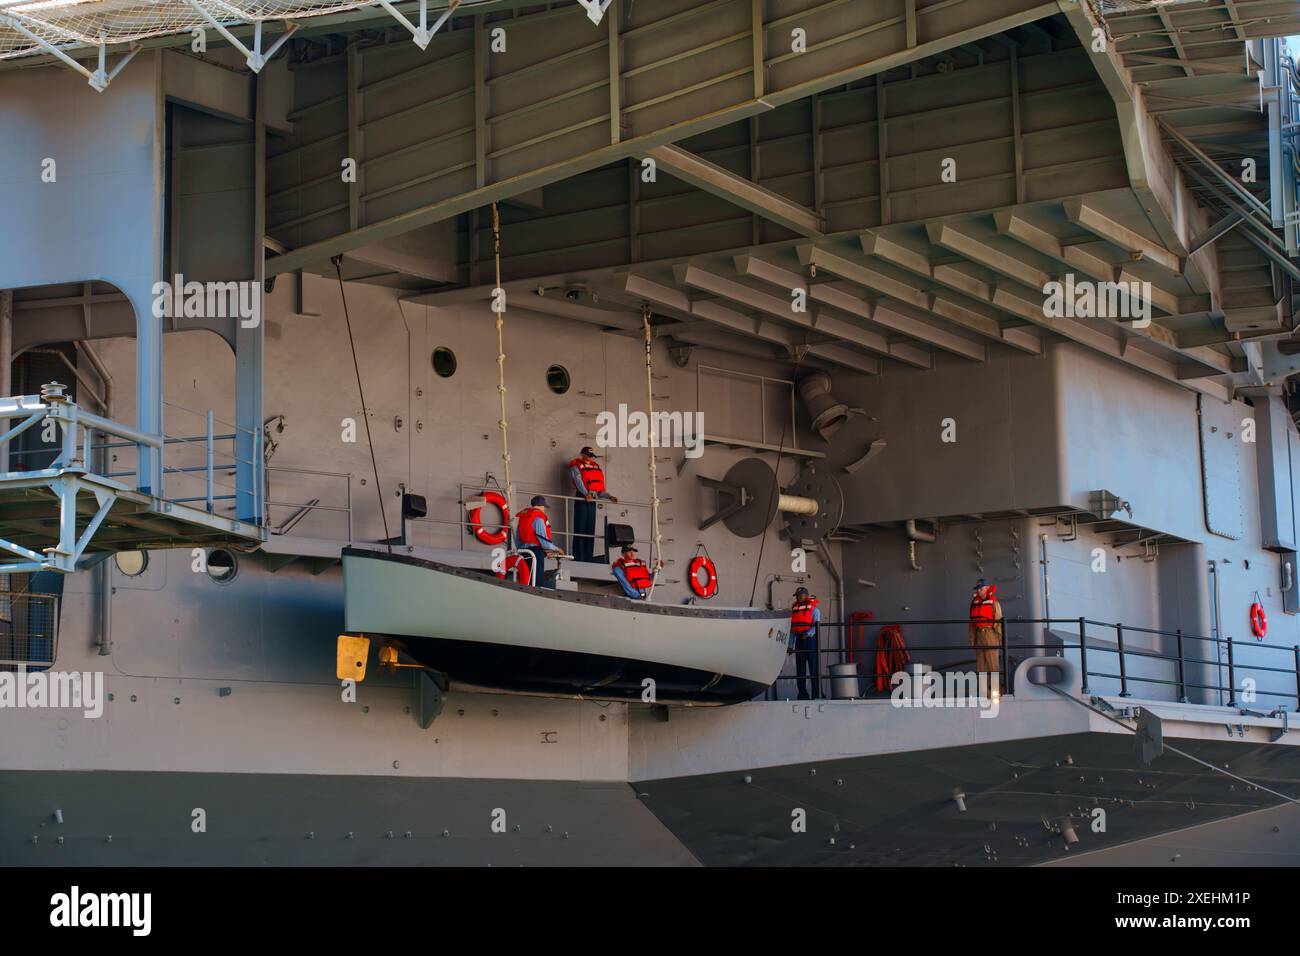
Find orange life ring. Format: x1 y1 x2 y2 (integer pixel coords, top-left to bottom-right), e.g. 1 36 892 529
496 553 532 586
1250 601 1268 639
469 491 510 546
688 555 718 599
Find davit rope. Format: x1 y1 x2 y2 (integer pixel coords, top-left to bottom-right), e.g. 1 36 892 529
491 202 514 549
642 305 663 600
332 253 392 554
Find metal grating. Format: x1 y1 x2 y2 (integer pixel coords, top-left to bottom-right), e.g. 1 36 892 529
0 591 59 669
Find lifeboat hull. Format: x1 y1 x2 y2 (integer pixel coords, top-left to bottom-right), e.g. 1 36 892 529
342 548 790 704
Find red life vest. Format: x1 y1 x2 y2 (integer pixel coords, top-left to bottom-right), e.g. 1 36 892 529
614 556 653 591
970 587 998 625
571 457 606 495
516 507 552 546
791 597 818 633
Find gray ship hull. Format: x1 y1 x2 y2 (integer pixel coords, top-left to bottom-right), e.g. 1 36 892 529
6 726 1300 867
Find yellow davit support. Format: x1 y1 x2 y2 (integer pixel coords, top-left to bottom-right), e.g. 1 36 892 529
336 634 370 681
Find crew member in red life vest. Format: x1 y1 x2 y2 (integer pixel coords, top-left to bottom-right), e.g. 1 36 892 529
611 544 659 600
516 495 564 589
789 586 821 700
968 578 1004 687
569 447 618 563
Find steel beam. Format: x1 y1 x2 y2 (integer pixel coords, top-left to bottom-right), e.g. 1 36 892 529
1056 0 1215 297
1123 53 1247 77
607 0 621 144
0 290 10 470
576 0 615 25
404 284 644 331
926 222 1052 290
1156 9 1195 78
930 219 1234 371
852 233 1046 353
1062 200 1184 275
803 242 1042 354
181 2 299 72
0 13 141 91
646 145 824 239
675 262 930 368
622 274 880 375
994 210 1191 316
236 75 266 524
735 253 986 362
994 211 1116 281
267 0 1062 275
374 0 459 49
347 44 362 232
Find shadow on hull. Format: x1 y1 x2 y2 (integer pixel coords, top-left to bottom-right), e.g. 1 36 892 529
389 634 769 704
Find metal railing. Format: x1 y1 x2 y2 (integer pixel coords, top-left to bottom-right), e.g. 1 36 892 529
695 364 798 450
0 591 59 669
1 387 269 571
1271 42 1300 254
767 617 1300 712
447 484 666 566
2 390 263 518
266 465 353 539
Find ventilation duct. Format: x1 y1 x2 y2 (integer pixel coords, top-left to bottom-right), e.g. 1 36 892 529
797 371 851 442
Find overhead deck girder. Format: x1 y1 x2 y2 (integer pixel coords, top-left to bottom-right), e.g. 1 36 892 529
263 0 1300 402
405 195 1248 400
454 39 1129 274
1083 0 1300 327
265 0 1068 274
405 189 1245 399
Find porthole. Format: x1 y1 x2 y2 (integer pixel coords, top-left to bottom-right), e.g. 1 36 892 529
546 364 570 395
206 548 238 584
432 347 457 378
114 550 149 577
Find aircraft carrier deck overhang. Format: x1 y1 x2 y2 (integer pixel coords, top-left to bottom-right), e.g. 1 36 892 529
5 0 1300 872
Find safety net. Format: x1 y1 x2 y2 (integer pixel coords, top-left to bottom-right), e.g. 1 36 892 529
1089 0 1206 13
0 0 465 61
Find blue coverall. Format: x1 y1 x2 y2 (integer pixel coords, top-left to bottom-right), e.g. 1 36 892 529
570 464 613 563
613 562 654 599
790 604 821 700
526 514 562 589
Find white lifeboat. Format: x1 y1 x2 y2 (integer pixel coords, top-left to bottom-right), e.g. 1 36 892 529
342 548 789 704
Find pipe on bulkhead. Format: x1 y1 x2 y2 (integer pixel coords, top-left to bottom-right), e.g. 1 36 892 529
905 519 937 571
1194 392 1218 538
906 519 937 543
812 546 845 628
1 289 11 469
1039 532 1051 623
764 573 807 611
80 341 114 657
1208 559 1224 706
